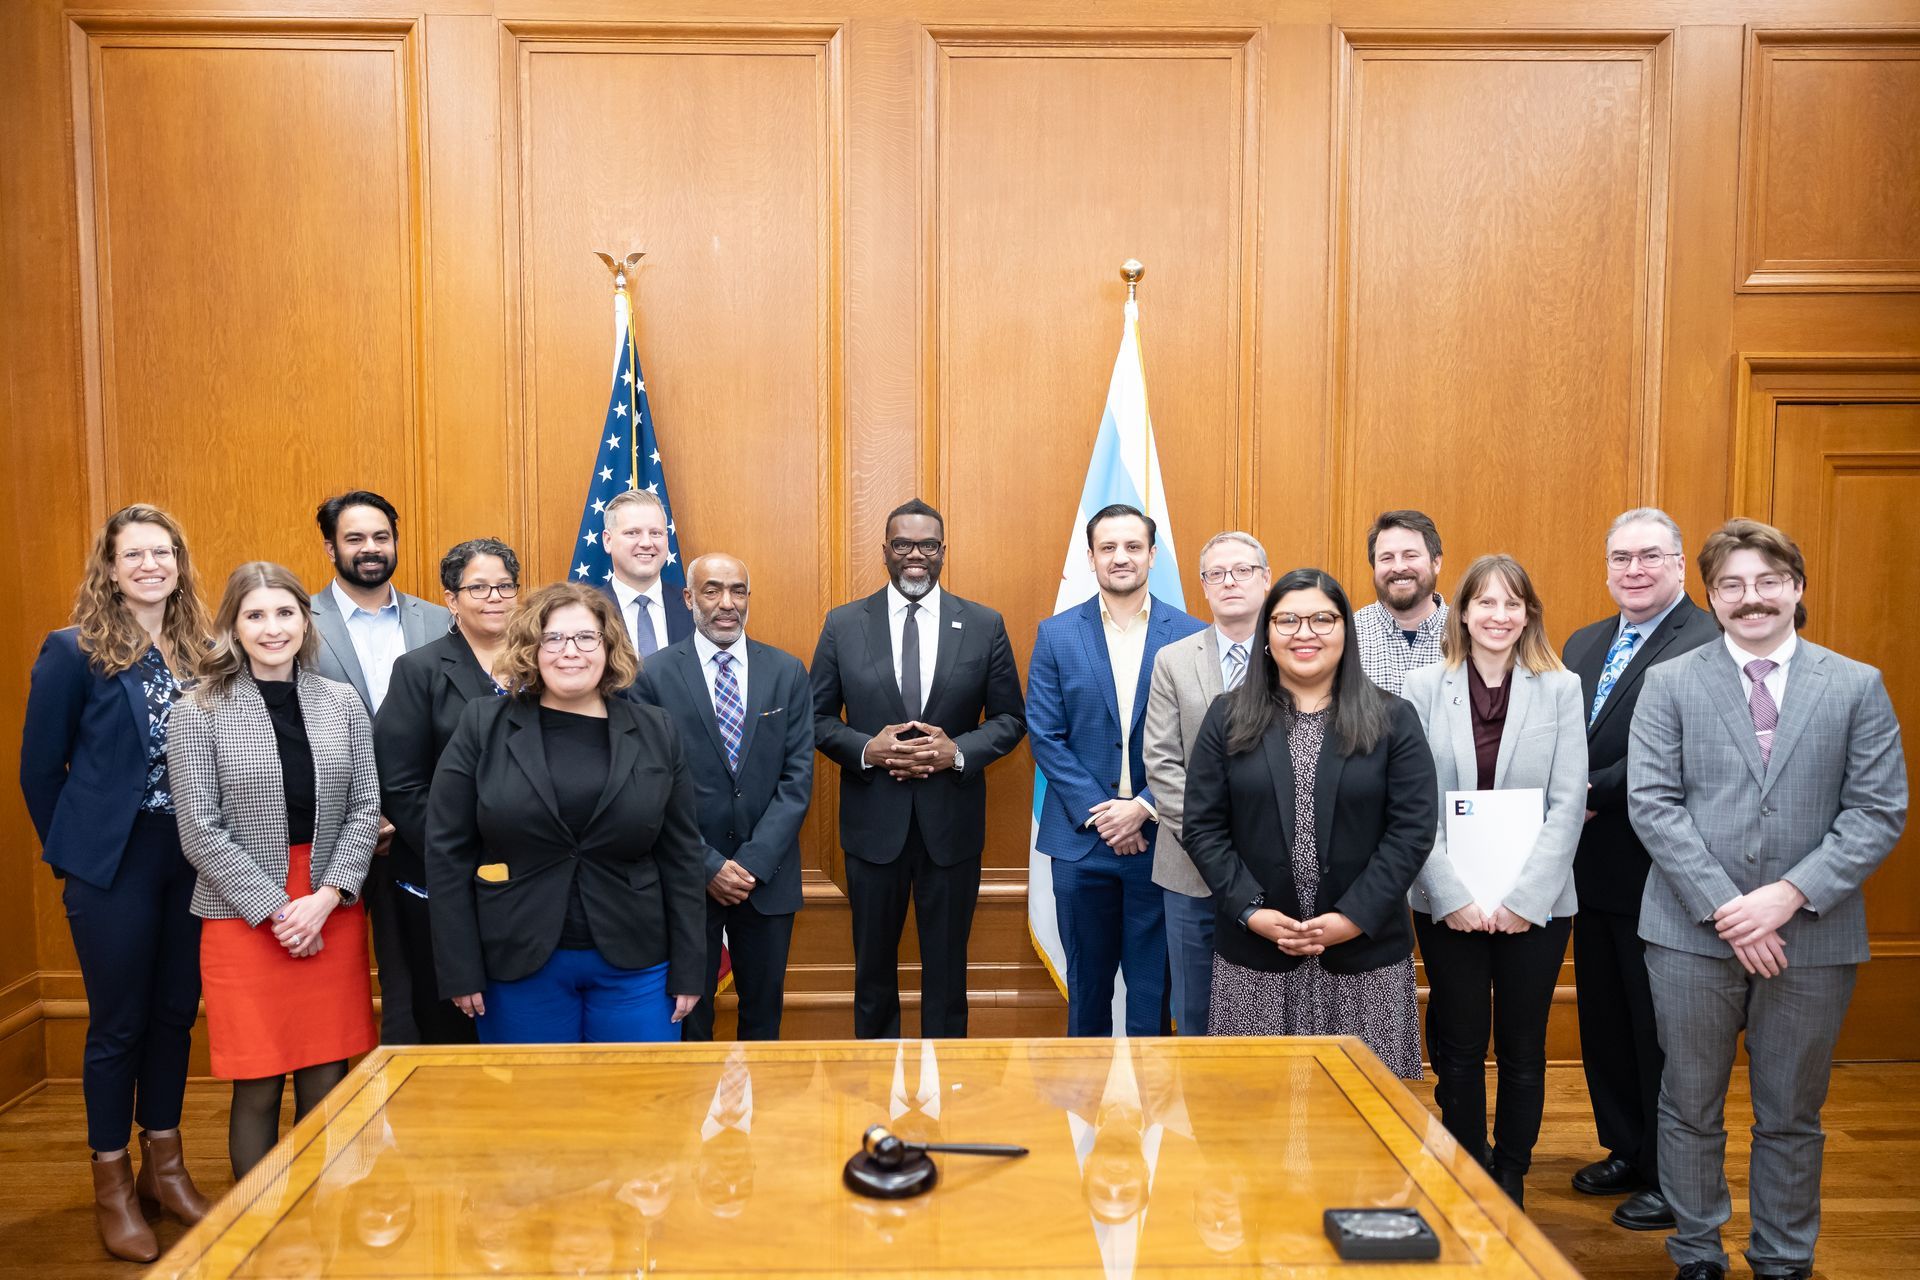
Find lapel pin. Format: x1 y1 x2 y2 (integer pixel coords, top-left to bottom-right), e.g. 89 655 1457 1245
1452 696 1462 705
951 620 963 629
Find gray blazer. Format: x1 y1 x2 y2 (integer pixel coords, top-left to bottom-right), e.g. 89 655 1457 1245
308 581 450 712
1142 624 1229 896
1402 663 1587 924
1629 638 1906 965
168 667 382 926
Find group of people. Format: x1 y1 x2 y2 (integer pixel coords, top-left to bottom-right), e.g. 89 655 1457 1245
21 486 1903 1280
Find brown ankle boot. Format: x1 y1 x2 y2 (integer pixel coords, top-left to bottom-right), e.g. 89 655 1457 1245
137 1128 213 1225
91 1152 160 1263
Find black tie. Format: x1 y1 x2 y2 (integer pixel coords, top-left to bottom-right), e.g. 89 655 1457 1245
899 602 922 717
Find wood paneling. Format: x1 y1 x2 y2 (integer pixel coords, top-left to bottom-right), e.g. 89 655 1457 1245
1738 29 1920 291
1333 33 1671 635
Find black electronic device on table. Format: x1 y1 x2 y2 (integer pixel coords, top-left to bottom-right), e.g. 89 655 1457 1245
1321 1207 1441 1261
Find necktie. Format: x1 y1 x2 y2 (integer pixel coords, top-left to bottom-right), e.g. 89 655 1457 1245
899 602 922 717
1588 623 1642 725
1225 641 1248 691
713 651 744 774
631 595 659 658
1745 659 1779 765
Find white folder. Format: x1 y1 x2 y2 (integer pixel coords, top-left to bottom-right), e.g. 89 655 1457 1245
1442 788 1545 912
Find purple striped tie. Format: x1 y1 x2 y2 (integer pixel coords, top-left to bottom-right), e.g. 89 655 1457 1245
714 651 745 774
1745 659 1778 765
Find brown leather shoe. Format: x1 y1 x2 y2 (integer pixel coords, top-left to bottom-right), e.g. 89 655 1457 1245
91 1152 159 1263
137 1128 213 1225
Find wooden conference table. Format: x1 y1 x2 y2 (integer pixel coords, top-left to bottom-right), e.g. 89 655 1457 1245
152 1037 1580 1278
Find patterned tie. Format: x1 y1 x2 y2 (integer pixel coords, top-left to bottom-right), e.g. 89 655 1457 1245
1224 641 1248 691
1745 659 1779 765
899 602 922 717
630 595 659 658
713 651 745 774
1588 624 1641 725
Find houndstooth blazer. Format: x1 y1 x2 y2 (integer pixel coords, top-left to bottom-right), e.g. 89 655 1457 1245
1628 637 1907 965
168 666 381 926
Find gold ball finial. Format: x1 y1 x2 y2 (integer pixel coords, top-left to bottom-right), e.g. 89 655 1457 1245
1120 259 1144 285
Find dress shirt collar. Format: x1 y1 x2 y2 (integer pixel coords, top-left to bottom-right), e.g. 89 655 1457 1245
885 581 942 618
1361 593 1445 637
610 573 665 614
1725 629 1796 673
1616 591 1684 642
693 628 744 668
331 578 397 620
1099 593 1151 632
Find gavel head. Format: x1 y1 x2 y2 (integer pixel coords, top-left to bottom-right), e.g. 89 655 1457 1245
862 1125 909 1170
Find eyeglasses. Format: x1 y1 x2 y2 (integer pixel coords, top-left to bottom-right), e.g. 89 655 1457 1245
1711 575 1793 604
888 539 944 558
1607 549 1680 571
539 630 603 654
1199 564 1262 586
117 546 177 567
458 583 519 601
1271 611 1343 637
696 584 751 602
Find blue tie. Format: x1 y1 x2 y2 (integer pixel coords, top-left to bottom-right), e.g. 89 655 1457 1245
1588 624 1641 725
631 595 659 658
713 651 745 773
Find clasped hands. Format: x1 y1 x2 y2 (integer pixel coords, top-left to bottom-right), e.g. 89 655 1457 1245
1440 903 1534 934
1713 880 1806 978
864 721 958 780
1085 797 1152 854
709 858 757 905
270 886 341 959
1246 908 1360 955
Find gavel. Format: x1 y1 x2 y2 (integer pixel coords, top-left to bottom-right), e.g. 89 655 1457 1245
861 1124 1028 1168
845 1124 1027 1199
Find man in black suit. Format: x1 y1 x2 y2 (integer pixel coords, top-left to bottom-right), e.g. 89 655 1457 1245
811 499 1027 1039
598 489 693 659
630 552 814 1041
1562 507 1720 1231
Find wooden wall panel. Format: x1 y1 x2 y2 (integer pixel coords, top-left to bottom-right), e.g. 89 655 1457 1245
1332 34 1670 636
72 21 426 589
930 29 1258 872
1737 29 1920 291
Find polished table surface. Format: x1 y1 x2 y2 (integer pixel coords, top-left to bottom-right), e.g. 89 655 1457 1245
153 1037 1580 1278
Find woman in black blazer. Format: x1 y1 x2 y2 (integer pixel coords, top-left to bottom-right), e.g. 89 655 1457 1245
426 581 706 1043
1181 568 1438 1076
373 537 521 1044
18 504 215 1261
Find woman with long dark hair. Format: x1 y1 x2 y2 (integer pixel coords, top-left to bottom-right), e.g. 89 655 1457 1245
20 504 216 1261
169 561 381 1178
1181 569 1438 1075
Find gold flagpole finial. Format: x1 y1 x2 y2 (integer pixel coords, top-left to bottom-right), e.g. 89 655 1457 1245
1120 259 1144 302
593 249 647 292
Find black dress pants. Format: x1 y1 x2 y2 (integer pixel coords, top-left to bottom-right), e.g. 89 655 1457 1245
62 813 201 1152
1414 911 1572 1176
391 887 477 1046
1574 906 1663 1182
365 855 417 1044
845 818 981 1039
682 898 796 1042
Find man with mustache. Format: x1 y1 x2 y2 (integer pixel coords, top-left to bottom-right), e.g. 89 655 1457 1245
1352 509 1448 695
629 553 812 1040
811 499 1027 1038
1628 518 1906 1280
309 490 449 1044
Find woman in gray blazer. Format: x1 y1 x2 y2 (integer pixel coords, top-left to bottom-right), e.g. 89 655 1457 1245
1402 554 1586 1209
170 562 381 1178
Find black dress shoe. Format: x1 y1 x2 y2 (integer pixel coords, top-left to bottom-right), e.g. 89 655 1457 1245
1612 1188 1677 1231
1673 1264 1724 1280
1751 1269 1811 1280
1491 1167 1525 1209
1573 1155 1642 1195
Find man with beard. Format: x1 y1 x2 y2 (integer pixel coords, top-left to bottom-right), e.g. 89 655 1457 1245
811 499 1027 1039
629 553 813 1040
1562 508 1718 1231
1629 519 1905 1280
1352 509 1447 695
309 490 449 1043
1029 504 1205 1037
599 489 692 660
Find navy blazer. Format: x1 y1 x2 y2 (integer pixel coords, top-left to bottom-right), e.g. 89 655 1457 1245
596 580 693 653
20 629 166 888
1028 594 1205 862
629 636 814 915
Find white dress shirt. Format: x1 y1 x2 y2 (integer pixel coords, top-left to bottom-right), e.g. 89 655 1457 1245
693 628 749 710
1728 631 1796 711
1101 594 1151 801
330 580 405 712
610 574 669 656
886 582 941 713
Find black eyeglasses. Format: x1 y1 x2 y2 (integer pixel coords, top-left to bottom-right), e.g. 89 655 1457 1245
888 539 943 558
458 583 519 601
539 631 602 654
1271 612 1343 637
1711 575 1792 604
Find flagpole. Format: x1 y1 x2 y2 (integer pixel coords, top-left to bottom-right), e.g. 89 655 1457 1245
1120 259 1147 514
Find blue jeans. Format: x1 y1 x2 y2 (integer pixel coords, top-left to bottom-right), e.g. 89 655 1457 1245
1050 845 1167 1037
478 950 679 1044
1162 888 1215 1036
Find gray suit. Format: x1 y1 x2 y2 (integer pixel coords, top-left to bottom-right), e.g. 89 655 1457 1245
1402 664 1587 924
307 578 448 1045
1629 637 1906 1274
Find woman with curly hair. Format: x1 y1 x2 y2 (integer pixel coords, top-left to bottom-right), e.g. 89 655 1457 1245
20 504 216 1261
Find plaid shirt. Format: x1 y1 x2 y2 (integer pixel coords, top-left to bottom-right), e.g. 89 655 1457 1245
1354 596 1448 696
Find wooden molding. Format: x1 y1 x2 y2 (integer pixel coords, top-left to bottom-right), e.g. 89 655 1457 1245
1731 351 1920 516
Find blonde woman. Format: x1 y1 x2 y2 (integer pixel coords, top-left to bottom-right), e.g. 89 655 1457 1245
20 504 215 1261
1402 554 1587 1208
169 562 380 1178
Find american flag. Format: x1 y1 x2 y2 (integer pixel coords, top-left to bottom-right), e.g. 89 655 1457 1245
569 282 688 592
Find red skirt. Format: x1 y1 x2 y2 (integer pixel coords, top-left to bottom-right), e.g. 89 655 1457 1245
200 843 378 1079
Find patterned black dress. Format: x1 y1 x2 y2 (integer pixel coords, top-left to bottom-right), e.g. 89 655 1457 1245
1207 708 1424 1079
